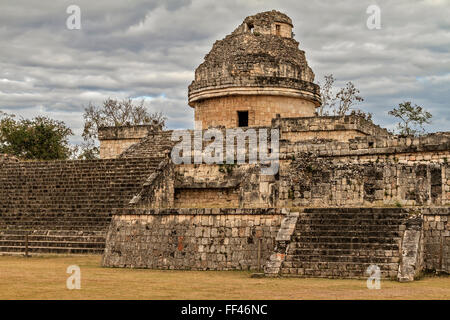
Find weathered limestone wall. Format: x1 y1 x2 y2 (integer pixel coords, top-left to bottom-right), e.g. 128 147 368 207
422 207 450 274
100 140 141 159
175 164 278 208
102 208 284 270
98 124 163 159
129 159 175 209
275 22 292 38
280 157 449 207
174 188 239 208
398 215 424 282
282 132 450 164
194 95 316 128
102 206 450 277
284 130 367 142
276 115 390 142
106 123 449 210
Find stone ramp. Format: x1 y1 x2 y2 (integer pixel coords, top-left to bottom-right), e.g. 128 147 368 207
267 208 409 279
0 157 164 255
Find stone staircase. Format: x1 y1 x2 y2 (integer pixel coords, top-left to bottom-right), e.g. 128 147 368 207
278 208 409 279
0 157 164 255
0 213 109 254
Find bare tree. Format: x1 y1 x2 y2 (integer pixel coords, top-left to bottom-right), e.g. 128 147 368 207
334 81 364 116
318 74 335 116
388 101 432 136
81 98 166 159
318 74 364 116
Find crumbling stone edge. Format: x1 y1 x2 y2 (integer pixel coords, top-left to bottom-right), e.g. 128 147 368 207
264 208 299 277
398 213 424 282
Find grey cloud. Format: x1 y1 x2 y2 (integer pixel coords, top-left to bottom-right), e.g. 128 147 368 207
0 0 449 146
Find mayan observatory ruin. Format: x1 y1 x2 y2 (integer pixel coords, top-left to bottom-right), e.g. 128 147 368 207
1 10 449 281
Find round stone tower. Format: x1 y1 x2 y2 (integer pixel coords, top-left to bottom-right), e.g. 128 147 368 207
188 10 321 129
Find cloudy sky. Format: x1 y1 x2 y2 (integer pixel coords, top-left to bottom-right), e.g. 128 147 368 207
1 0 449 144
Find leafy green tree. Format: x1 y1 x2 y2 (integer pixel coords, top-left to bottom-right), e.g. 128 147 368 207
0 113 73 160
81 98 166 159
388 101 432 136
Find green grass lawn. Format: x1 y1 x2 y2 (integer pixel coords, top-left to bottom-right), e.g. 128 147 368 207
0 255 449 300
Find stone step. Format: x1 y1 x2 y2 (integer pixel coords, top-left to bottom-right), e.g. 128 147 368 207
291 242 399 250
0 213 112 218
299 213 408 218
0 220 110 225
0 234 105 242
0 246 104 254
0 229 107 235
298 215 407 219
292 230 402 237
283 260 398 269
286 255 398 264
0 213 111 217
303 208 408 214
0 217 111 224
0 202 127 207
291 248 398 256
280 267 397 279
0 226 109 232
0 240 105 248
296 220 405 225
268 208 409 279
295 220 406 227
0 162 162 170
291 236 401 244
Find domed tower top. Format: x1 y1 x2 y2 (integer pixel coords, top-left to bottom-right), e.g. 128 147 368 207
188 10 321 129
242 10 294 38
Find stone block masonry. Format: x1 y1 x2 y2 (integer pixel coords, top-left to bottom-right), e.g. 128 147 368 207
398 215 424 282
98 124 165 159
275 115 390 142
422 207 450 274
279 155 449 207
281 131 450 164
0 156 165 254
102 206 450 278
102 208 284 270
194 95 317 128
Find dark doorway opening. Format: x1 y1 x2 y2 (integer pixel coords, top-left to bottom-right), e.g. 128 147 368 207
275 24 281 36
247 23 254 33
237 111 248 127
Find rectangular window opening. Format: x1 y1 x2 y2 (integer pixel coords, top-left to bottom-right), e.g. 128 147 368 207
275 24 281 36
237 111 249 127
